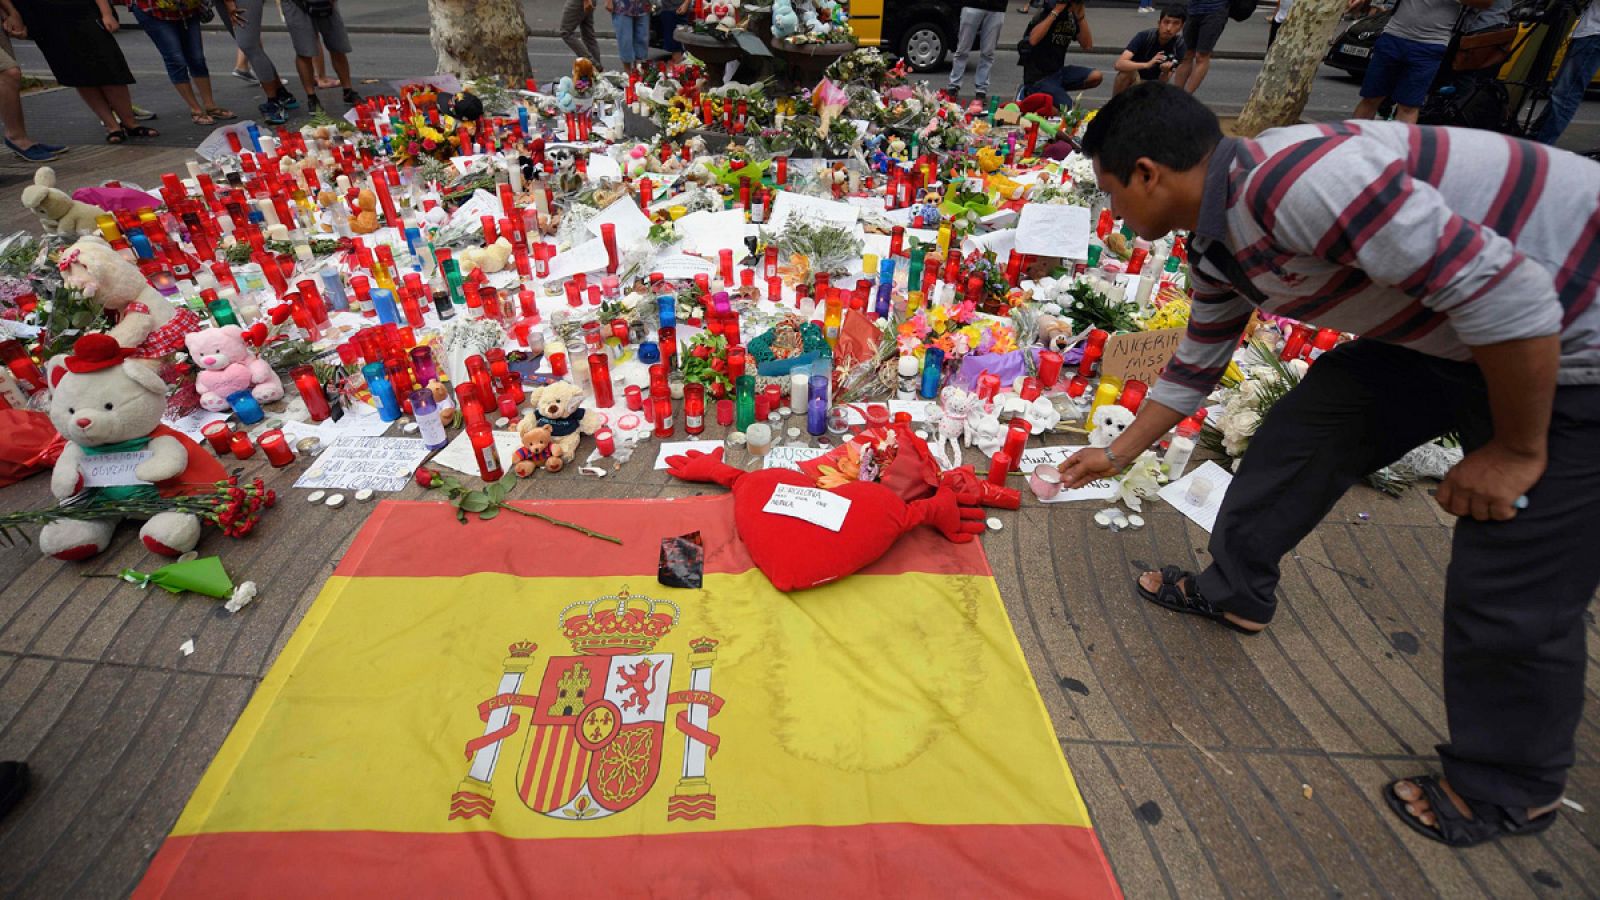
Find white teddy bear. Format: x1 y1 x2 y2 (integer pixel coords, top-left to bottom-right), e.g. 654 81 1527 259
58 237 202 360
41 334 226 560
1088 404 1136 448
20 167 105 236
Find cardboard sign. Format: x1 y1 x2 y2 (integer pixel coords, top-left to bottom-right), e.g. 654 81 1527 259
292 436 430 492
1100 327 1185 386
762 483 851 532
80 450 155 488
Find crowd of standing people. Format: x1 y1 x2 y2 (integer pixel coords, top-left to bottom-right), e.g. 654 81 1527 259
0 0 361 162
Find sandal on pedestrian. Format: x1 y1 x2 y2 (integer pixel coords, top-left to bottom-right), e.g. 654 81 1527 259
190 111 215 126
125 125 160 139
1136 566 1261 635
205 107 236 121
104 129 128 144
1384 775 1558 848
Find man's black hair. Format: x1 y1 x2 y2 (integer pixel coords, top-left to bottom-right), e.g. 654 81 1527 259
1160 4 1188 20
1078 82 1222 183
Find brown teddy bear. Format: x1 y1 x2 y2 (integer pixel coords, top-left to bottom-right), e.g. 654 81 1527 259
1036 313 1075 354
512 416 564 477
530 380 600 461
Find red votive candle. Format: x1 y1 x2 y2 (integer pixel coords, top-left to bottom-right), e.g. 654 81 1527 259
600 223 619 274
229 432 255 460
1002 417 1030 463
201 421 232 454
1118 378 1148 412
594 426 615 457
715 397 734 426
588 353 615 408
988 451 1012 486
625 384 644 410
291 365 330 421
1037 350 1064 388
258 428 294 467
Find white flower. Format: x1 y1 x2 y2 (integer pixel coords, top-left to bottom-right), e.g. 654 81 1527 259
1287 358 1309 379
1115 451 1164 512
225 581 258 614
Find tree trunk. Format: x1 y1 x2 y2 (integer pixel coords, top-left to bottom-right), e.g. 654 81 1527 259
1234 0 1351 137
429 0 531 82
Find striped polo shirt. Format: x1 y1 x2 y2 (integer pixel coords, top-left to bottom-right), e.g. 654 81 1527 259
1147 122 1600 415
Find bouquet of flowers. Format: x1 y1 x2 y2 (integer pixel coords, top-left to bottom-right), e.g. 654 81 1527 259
0 476 277 548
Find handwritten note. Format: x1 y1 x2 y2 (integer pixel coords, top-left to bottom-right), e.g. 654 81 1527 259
1014 203 1091 260
762 483 851 532
293 436 430 492
766 191 861 233
1158 460 1233 532
587 196 654 249
1101 327 1185 386
431 429 524 478
675 209 750 256
1017 446 1119 503
763 445 830 471
80 450 155 488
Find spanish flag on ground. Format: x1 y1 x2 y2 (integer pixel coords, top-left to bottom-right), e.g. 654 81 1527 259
137 496 1120 898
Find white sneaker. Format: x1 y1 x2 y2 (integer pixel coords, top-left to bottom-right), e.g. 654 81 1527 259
1137 5 1154 11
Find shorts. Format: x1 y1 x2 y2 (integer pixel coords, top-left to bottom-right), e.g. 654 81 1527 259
281 0 353 58
1183 8 1228 55
1022 64 1099 106
0 32 15 72
1361 32 1447 108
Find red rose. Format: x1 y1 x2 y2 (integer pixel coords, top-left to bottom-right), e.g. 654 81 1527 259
415 468 436 488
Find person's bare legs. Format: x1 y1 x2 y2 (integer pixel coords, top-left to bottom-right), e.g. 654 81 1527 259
1391 778 1561 831
1182 52 1212 92
293 54 316 97
75 86 123 135
1112 70 1136 94
0 66 37 148
193 75 222 111
1393 103 1420 124
102 84 148 132
1352 95 1383 119
173 80 204 117
329 50 351 89
1136 571 1267 631
312 37 337 88
234 48 251 75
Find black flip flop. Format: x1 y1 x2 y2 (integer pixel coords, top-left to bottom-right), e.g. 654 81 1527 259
1136 566 1262 636
104 129 127 144
1384 775 1558 848
124 125 160 139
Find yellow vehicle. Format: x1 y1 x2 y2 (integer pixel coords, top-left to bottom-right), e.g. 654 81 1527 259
847 0 969 72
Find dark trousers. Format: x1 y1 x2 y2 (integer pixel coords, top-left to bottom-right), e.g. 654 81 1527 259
1197 339 1600 807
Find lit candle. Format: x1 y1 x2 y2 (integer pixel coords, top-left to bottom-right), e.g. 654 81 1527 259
229 432 255 460
259 429 295 467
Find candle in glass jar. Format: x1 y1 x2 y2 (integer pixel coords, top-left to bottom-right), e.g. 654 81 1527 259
201 421 232 454
1037 350 1064 388
291 365 330 421
588 353 615 408
1118 378 1148 412
1001 417 1030 463
229 431 255 460
258 428 294 467
987 451 1012 486
594 426 616 456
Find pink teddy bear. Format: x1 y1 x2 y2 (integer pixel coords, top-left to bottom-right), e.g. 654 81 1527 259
184 325 284 412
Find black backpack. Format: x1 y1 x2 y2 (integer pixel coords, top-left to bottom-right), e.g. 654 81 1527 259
1228 0 1254 22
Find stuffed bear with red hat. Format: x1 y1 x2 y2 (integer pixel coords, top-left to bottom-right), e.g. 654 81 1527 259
41 334 227 560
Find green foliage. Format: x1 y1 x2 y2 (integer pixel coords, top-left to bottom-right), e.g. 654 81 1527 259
1064 281 1139 334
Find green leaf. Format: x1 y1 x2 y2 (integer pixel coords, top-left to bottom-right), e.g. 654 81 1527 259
486 480 508 503
460 492 490 513
456 508 468 524
478 506 501 521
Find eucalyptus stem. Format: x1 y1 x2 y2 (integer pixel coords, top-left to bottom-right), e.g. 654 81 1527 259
500 503 623 545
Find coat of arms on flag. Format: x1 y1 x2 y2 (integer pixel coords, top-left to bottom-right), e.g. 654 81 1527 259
451 588 726 823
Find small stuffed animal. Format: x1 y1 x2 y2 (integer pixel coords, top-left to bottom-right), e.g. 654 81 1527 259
772 0 800 37
1088 404 1135 448
457 237 515 275
350 189 380 234
40 334 227 560
58 238 201 360
967 404 1005 456
1036 313 1075 354
426 379 455 427
21 167 105 236
184 325 285 413
512 415 565 476
530 381 601 461
554 76 577 113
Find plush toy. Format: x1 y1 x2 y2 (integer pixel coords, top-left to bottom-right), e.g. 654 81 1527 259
666 447 985 592
707 0 739 30
926 385 979 471
620 144 650 178
58 238 201 360
350 189 380 234
456 237 515 275
40 335 228 560
426 379 455 427
995 103 1024 126
1088 404 1135 448
772 0 800 38
184 325 285 413
21 167 105 236
512 415 565 476
554 76 577 113
530 381 600 461
1036 313 1075 354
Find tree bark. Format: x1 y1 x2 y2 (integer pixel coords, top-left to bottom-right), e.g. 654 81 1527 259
429 0 532 82
1234 0 1352 137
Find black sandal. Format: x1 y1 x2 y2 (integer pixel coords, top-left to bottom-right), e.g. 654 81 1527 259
1136 566 1261 635
1384 775 1558 848
124 125 160 139
104 129 127 144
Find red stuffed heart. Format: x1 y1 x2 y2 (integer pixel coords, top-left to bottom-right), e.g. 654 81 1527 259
730 468 912 592
243 322 270 348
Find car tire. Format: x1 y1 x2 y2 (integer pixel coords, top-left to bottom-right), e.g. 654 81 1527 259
899 21 948 72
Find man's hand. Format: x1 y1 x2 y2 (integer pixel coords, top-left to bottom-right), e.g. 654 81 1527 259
2 13 23 37
1058 447 1118 488
1146 52 1167 69
604 0 613 12
100 9 119 31
584 0 595 12
1435 441 1544 521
